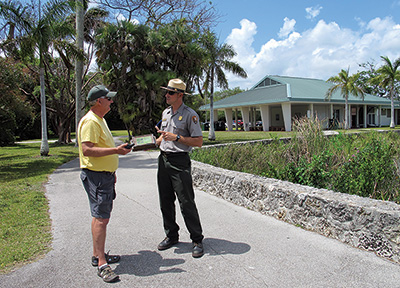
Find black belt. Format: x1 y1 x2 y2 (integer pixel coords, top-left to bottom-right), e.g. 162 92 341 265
82 168 115 176
160 151 188 157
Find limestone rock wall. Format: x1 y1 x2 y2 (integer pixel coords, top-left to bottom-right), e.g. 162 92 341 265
192 161 400 263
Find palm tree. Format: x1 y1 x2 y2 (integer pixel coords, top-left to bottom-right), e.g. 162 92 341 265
375 56 400 128
0 0 31 57
326 68 365 129
1 0 73 155
95 20 207 136
38 0 74 154
75 0 85 145
199 31 247 140
72 4 109 139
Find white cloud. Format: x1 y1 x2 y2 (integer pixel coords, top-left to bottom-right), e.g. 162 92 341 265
88 1 98 9
306 5 322 20
278 17 296 38
116 13 140 24
226 19 257 67
355 17 367 29
224 17 400 90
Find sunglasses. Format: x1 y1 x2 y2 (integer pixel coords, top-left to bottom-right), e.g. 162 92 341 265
167 91 177 95
101 96 112 101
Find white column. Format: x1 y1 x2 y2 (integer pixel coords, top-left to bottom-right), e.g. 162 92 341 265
234 109 238 130
241 107 250 131
378 106 381 127
252 108 256 129
260 105 270 131
213 110 218 123
281 102 292 132
364 104 367 128
224 109 233 131
329 104 334 129
348 104 352 128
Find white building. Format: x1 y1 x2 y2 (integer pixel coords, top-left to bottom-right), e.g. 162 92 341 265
200 75 399 131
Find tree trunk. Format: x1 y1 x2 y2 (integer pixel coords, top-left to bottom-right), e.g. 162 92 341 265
57 126 71 144
390 88 395 128
75 0 85 145
56 116 73 144
40 67 49 156
344 96 349 130
208 67 216 141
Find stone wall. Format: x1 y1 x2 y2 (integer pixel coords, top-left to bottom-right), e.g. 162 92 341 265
192 161 400 264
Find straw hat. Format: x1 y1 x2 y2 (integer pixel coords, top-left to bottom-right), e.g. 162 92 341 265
161 79 191 95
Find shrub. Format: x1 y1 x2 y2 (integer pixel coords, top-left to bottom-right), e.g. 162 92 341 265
332 135 399 201
192 117 400 204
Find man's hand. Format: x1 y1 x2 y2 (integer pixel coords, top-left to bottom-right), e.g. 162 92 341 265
155 125 203 147
156 126 176 142
116 143 132 155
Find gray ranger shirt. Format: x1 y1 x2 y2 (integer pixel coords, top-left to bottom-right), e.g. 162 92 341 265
159 103 203 153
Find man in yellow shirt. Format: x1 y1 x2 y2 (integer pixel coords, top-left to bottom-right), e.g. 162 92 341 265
78 85 131 283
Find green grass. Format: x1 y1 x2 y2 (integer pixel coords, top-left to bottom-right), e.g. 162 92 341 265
201 130 292 145
111 130 131 137
0 142 78 273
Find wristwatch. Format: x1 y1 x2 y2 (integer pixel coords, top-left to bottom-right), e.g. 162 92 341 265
175 135 181 142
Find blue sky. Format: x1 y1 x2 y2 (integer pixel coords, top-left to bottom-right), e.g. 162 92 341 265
22 0 399 91
212 0 400 89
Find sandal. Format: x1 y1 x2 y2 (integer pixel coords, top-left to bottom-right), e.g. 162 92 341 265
97 265 119 283
91 251 121 267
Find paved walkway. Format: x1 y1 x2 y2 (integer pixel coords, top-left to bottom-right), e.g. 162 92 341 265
1 150 400 287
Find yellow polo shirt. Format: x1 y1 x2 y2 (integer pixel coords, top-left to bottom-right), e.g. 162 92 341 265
78 110 118 172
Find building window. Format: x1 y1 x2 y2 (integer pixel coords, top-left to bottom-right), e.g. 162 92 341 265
255 78 281 88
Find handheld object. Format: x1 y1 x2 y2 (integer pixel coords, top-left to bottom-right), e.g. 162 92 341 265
131 134 157 151
125 143 135 149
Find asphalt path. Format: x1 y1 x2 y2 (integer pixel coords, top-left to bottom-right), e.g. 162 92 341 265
1 150 400 288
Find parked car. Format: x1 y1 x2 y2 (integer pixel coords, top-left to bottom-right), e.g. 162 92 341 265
201 122 210 131
214 121 226 131
201 121 226 131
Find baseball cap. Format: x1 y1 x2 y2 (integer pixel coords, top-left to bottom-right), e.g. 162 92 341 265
87 85 117 101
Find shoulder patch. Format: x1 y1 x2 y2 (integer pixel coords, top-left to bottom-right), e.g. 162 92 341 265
192 116 198 124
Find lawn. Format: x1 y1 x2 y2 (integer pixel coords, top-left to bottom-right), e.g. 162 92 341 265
0 142 78 273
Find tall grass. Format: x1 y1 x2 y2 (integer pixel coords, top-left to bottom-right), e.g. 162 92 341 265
192 117 400 204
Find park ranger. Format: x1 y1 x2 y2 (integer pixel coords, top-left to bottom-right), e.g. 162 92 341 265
155 78 205 258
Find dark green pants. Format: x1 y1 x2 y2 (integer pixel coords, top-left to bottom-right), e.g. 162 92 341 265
157 153 204 243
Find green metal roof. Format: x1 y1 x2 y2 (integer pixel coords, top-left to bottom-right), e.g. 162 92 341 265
200 75 396 110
